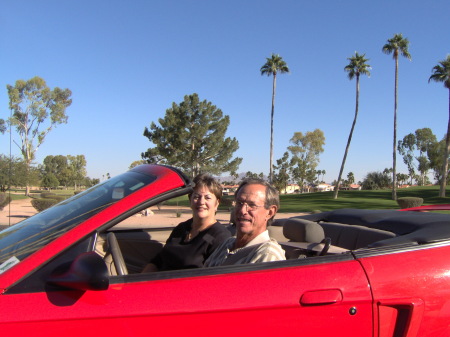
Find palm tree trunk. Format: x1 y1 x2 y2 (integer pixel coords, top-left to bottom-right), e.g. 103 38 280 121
439 88 450 197
334 75 360 199
392 57 399 200
269 74 277 183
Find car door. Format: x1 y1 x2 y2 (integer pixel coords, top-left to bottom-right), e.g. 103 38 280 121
0 253 373 337
356 242 450 337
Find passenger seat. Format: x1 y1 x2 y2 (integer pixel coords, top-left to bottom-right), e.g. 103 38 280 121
278 218 347 259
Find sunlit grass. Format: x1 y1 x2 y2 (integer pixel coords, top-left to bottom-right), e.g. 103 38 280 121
10 185 450 213
279 186 450 213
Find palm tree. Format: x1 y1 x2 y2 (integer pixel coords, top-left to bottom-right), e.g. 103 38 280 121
382 33 412 200
316 170 323 183
260 54 290 183
429 55 450 197
347 172 355 185
333 52 371 199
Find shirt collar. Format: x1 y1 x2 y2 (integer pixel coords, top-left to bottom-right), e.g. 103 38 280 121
228 230 270 254
244 230 270 247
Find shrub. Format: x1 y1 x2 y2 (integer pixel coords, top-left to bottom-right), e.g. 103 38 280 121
0 193 11 211
397 197 423 209
40 192 57 199
53 196 67 203
40 192 68 203
31 198 59 212
220 196 235 208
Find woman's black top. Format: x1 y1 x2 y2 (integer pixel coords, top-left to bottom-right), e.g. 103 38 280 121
151 218 231 271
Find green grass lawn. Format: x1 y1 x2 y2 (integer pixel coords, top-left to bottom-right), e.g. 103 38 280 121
6 189 75 201
7 185 450 213
167 185 450 213
6 193 29 201
278 185 450 213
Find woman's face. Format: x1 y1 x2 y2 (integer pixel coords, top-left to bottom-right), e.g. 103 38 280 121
190 186 219 222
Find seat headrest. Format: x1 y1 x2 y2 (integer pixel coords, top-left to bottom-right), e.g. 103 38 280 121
283 218 325 243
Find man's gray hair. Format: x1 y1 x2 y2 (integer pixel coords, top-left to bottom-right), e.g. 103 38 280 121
235 178 279 225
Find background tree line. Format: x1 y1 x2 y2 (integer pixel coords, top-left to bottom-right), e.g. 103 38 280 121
398 127 449 186
0 77 99 193
0 154 98 192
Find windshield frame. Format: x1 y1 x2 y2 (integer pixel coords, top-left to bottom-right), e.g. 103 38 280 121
0 171 157 267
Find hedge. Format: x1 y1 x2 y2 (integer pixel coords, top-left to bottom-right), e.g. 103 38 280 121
0 193 12 211
396 197 424 209
31 198 60 212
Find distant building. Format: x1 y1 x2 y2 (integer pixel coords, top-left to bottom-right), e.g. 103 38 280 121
314 183 334 192
282 184 300 194
339 184 361 191
221 185 238 195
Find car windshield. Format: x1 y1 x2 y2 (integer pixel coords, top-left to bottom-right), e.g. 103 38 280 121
0 171 156 266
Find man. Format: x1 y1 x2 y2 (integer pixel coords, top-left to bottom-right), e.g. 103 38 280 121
205 178 285 266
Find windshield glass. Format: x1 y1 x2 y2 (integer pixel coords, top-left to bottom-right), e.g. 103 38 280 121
0 171 156 266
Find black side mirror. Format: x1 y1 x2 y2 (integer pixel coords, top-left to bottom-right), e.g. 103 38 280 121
48 252 109 291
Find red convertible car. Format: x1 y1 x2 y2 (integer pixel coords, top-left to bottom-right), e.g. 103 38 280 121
1 164 450 336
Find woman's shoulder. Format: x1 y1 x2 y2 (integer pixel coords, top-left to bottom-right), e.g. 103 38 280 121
169 218 193 235
174 218 193 228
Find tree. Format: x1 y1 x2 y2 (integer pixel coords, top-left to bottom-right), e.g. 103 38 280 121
361 171 392 190
398 128 437 185
315 170 322 183
7 77 72 195
288 129 325 192
428 136 450 185
347 172 355 185
333 52 371 198
398 133 417 185
416 128 437 185
244 171 264 180
41 173 59 189
42 155 71 187
67 155 87 189
129 160 146 169
429 55 450 197
86 177 100 187
260 54 290 183
397 173 409 186
142 93 242 178
0 155 39 191
382 33 412 200
41 154 87 189
0 155 27 192
272 152 292 193
0 119 5 134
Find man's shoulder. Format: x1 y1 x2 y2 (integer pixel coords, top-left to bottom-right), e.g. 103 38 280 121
253 238 286 261
257 238 283 250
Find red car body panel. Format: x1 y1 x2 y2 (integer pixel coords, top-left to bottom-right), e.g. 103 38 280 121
1 165 450 336
400 204 450 212
357 244 450 337
0 259 372 336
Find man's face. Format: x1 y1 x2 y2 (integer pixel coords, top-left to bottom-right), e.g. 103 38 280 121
234 184 277 240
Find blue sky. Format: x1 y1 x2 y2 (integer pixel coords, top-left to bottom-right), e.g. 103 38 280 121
1 0 449 183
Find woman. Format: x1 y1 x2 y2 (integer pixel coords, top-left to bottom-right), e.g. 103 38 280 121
142 174 231 272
